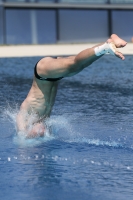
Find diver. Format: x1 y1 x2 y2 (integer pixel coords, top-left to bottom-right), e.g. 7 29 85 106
17 34 127 138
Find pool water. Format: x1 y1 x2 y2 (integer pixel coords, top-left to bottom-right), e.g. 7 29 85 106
0 55 133 200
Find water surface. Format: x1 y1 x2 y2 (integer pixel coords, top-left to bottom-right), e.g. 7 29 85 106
0 55 133 200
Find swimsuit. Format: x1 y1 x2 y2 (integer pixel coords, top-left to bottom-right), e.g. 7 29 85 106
34 61 63 82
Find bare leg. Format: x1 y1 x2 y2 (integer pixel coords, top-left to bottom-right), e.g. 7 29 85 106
75 34 127 69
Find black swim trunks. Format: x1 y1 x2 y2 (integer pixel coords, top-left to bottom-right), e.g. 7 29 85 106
34 60 63 82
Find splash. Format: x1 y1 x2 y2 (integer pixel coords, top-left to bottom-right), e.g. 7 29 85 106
45 115 123 148
2 103 18 130
2 105 54 146
68 137 122 148
2 106 123 148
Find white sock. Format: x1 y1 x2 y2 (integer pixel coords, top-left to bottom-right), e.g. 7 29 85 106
94 42 117 56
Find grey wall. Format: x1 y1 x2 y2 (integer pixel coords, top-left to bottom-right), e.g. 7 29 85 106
5 9 56 44
112 10 133 42
0 6 4 44
36 9 56 44
0 8 133 44
6 9 32 44
59 9 108 42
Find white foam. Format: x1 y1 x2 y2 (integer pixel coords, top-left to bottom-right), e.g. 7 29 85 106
2 107 123 148
2 106 54 146
8 157 11 162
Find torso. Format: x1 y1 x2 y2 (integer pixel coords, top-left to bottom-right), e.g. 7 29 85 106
17 75 58 133
20 76 58 120
17 56 80 132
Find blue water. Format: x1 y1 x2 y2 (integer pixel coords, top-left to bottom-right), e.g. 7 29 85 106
0 55 133 200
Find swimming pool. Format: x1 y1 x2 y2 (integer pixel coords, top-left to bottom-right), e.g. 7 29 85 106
0 55 133 200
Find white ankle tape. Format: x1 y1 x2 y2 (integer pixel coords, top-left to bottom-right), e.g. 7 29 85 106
94 42 117 56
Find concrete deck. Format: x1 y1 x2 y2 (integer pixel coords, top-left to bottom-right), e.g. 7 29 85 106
0 43 133 58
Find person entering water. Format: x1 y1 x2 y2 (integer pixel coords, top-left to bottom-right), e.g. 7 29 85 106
17 34 127 138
